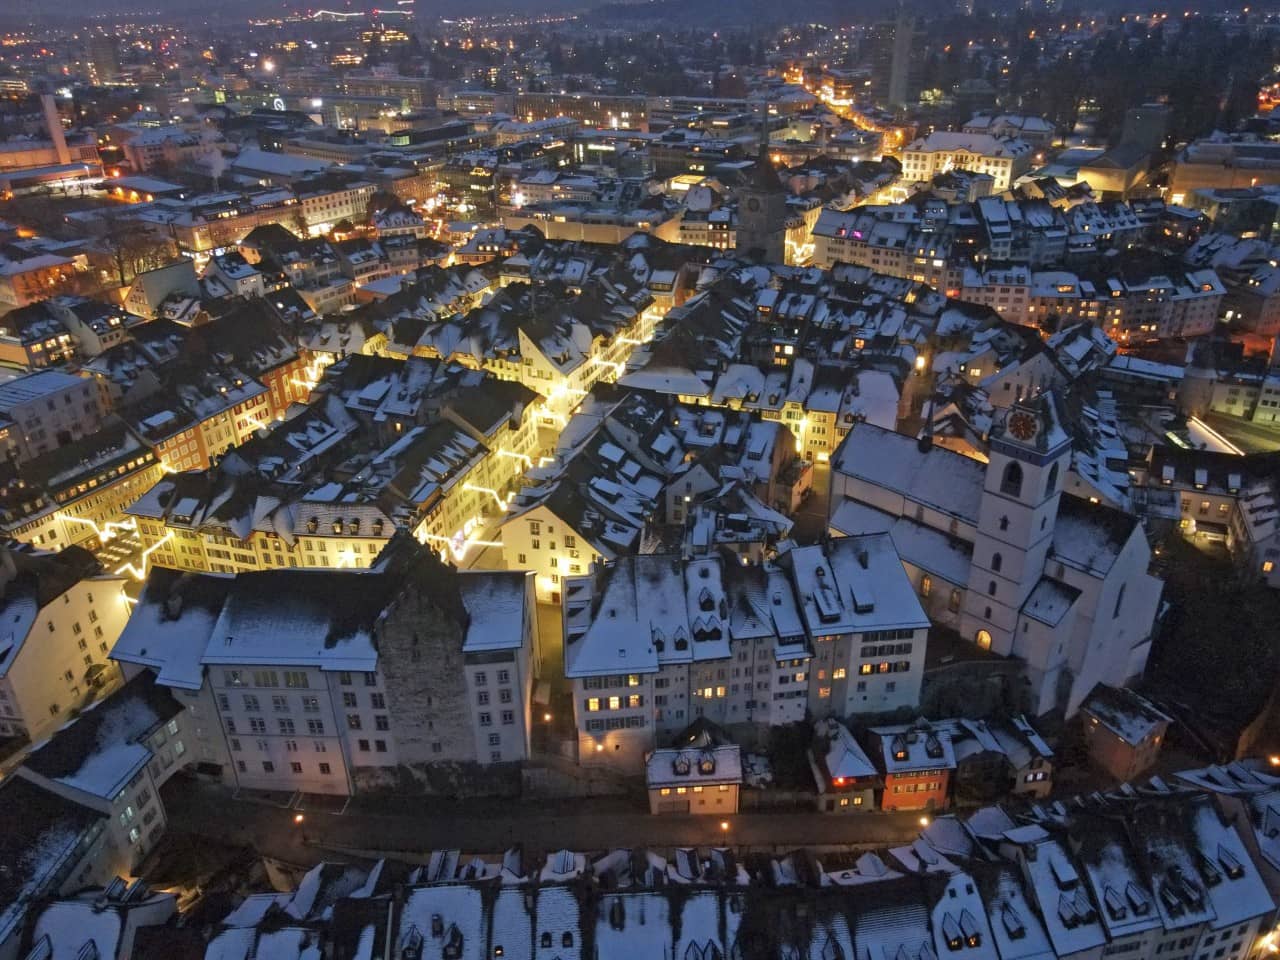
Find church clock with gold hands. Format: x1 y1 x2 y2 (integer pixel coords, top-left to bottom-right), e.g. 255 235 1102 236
1007 410 1039 442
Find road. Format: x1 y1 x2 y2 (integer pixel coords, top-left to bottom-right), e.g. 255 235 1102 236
89 526 149 599
161 779 927 865
792 463 831 542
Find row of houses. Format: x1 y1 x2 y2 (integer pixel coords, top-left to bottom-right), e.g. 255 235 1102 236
126 355 541 575
13 762 1280 960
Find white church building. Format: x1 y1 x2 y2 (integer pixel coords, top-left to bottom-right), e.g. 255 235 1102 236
829 392 1163 717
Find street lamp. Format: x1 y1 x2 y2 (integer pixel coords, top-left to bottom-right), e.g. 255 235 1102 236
719 820 730 833
293 813 305 825
919 816 930 827
543 712 552 723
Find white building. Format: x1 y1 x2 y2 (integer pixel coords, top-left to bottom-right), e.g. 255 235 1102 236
14 669 192 873
0 369 104 463
110 538 539 796
900 132 1034 192
0 547 130 746
562 535 930 773
829 394 1163 717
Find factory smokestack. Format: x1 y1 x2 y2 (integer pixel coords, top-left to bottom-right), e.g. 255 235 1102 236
40 94 70 166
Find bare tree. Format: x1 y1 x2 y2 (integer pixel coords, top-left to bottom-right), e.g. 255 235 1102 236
95 211 177 288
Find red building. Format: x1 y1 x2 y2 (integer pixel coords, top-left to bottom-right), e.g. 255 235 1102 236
871 718 956 812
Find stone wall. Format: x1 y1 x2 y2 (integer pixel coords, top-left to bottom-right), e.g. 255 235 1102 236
377 584 475 766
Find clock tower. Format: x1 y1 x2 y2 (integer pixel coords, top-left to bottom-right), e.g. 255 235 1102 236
959 393 1072 656
736 153 789 265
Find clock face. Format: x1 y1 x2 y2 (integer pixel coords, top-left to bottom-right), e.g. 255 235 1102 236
746 197 761 212
1008 411 1039 442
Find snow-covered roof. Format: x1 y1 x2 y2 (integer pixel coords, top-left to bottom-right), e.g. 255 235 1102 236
20 670 182 801
645 744 742 789
813 717 877 781
1080 684 1171 745
832 423 986 525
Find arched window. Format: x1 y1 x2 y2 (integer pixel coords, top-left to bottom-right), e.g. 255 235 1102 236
1113 583 1126 619
992 553 1003 573
541 933 552 949
921 574 933 597
988 581 997 597
563 933 574 948
1046 462 1060 496
1000 461 1024 497
976 630 992 650
999 515 1009 531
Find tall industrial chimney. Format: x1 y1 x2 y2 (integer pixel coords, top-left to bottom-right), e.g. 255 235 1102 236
40 94 71 166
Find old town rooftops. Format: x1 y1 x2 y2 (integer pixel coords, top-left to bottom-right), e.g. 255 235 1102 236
112 540 526 677
564 536 926 680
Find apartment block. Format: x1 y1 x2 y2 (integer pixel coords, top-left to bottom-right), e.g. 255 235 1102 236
110 537 539 796
0 547 129 746
562 536 930 773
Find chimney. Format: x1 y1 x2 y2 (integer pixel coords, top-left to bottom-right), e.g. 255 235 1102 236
41 95 71 166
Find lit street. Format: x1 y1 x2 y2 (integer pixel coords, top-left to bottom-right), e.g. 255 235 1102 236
161 778 928 864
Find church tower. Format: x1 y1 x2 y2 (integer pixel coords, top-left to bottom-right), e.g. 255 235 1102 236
959 393 1072 656
736 152 789 265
